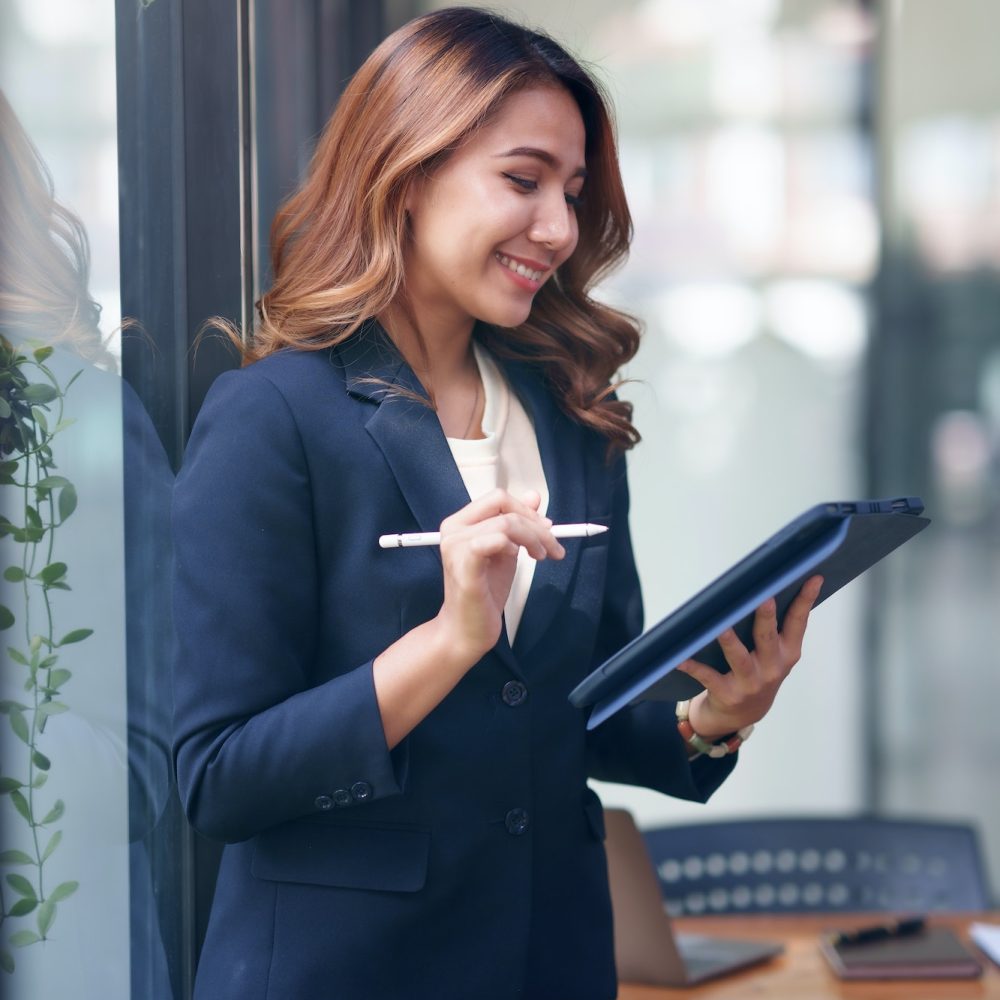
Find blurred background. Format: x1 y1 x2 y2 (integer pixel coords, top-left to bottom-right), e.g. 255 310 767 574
1 0 998 996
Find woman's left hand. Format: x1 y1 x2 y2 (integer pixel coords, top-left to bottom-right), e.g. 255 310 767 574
676 574 824 740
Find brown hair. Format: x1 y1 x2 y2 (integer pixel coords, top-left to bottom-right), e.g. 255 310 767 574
248 7 640 450
0 90 114 369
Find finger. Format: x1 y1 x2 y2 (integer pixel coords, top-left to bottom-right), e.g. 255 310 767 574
451 511 562 561
520 490 542 512
779 575 824 649
467 533 520 561
716 627 753 676
751 598 781 672
442 488 544 531
675 657 725 696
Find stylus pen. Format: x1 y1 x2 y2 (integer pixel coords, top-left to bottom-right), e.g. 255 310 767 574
378 522 608 549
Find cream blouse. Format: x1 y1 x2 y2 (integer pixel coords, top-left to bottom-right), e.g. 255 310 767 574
445 344 548 644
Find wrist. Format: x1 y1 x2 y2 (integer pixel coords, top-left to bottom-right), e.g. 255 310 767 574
430 608 494 668
676 699 753 759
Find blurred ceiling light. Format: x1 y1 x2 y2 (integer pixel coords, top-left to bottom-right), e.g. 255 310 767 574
16 0 110 46
765 280 866 362
636 0 778 48
899 118 992 211
657 282 761 358
931 410 992 525
712 35 779 117
706 126 784 255
812 5 877 47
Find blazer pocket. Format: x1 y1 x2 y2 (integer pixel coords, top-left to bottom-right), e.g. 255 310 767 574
251 820 430 893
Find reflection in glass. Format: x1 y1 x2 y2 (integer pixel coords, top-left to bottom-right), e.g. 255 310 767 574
0 5 177 994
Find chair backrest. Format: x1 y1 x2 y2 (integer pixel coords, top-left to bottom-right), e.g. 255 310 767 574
642 816 992 916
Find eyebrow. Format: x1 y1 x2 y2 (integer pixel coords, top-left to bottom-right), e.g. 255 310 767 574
495 146 588 179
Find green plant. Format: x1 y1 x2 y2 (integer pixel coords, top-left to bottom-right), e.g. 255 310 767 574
0 335 89 973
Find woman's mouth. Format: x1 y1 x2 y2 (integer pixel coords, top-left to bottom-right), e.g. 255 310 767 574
495 252 546 284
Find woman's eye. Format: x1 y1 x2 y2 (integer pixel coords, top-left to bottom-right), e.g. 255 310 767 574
503 173 537 192
565 191 584 208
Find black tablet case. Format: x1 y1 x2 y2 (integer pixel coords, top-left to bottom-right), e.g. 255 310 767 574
819 926 982 980
569 498 930 730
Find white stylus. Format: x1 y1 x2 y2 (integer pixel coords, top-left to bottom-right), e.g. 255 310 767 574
378 522 608 549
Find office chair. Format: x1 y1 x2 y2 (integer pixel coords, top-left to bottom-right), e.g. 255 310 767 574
641 816 992 916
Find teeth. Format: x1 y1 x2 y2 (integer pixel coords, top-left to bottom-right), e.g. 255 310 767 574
496 253 544 282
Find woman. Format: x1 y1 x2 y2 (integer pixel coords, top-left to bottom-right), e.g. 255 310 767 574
172 8 821 999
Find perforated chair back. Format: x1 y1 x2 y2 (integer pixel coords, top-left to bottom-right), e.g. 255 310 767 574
642 816 992 916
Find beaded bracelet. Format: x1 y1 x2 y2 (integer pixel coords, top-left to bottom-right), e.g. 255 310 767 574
675 699 754 759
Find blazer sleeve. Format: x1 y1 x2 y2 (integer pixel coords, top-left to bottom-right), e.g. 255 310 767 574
172 367 404 844
584 455 737 802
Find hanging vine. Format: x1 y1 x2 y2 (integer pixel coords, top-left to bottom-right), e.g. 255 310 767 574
0 335 88 973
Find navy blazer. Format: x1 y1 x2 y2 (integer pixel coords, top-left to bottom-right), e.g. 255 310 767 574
172 329 734 1000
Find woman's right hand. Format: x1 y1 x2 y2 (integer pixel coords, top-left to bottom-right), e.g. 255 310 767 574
435 488 564 660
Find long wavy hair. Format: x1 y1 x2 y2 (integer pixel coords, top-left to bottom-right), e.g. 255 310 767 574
0 90 113 369
248 7 641 450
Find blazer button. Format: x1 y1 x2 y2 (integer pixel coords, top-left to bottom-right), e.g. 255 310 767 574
501 681 527 707
314 794 334 811
332 788 353 807
350 780 373 802
505 808 530 836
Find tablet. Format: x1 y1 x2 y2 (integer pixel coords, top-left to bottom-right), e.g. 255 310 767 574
569 497 929 729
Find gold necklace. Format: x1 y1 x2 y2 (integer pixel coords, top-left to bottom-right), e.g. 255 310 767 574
461 376 481 438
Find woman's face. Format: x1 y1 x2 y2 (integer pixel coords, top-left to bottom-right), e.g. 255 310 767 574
402 84 586 336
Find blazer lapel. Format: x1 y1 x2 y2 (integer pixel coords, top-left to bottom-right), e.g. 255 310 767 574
503 361 587 661
335 328 523 675
336 328 470 539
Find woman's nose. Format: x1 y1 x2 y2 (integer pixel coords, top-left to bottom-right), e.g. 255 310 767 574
529 194 577 253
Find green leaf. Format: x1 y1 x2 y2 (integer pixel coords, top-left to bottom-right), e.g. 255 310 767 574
40 799 64 825
54 418 76 433
6 646 29 665
57 628 92 646
9 790 31 823
9 898 37 917
38 562 67 585
35 475 70 491
24 506 41 530
0 397 10 419
6 874 37 899
47 668 72 688
0 699 28 713
0 461 18 475
8 709 29 745
32 771 47 789
9 930 40 948
36 898 55 937
58 485 77 522
0 850 34 865
0 605 13 631
31 750 50 771
20 384 58 405
32 346 53 363
31 407 48 434
48 880 77 903
3 566 25 582
37 701 68 719
0 777 23 794
41 830 61 862
46 581 71 591
0 948 14 973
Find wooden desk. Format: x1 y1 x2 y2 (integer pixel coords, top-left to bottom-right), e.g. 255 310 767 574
618 914 1000 999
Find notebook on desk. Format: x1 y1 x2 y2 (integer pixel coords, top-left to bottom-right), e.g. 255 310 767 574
604 808 783 987
571 497 930 729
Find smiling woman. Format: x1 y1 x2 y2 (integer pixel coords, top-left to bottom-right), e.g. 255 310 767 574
172 7 821 1000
